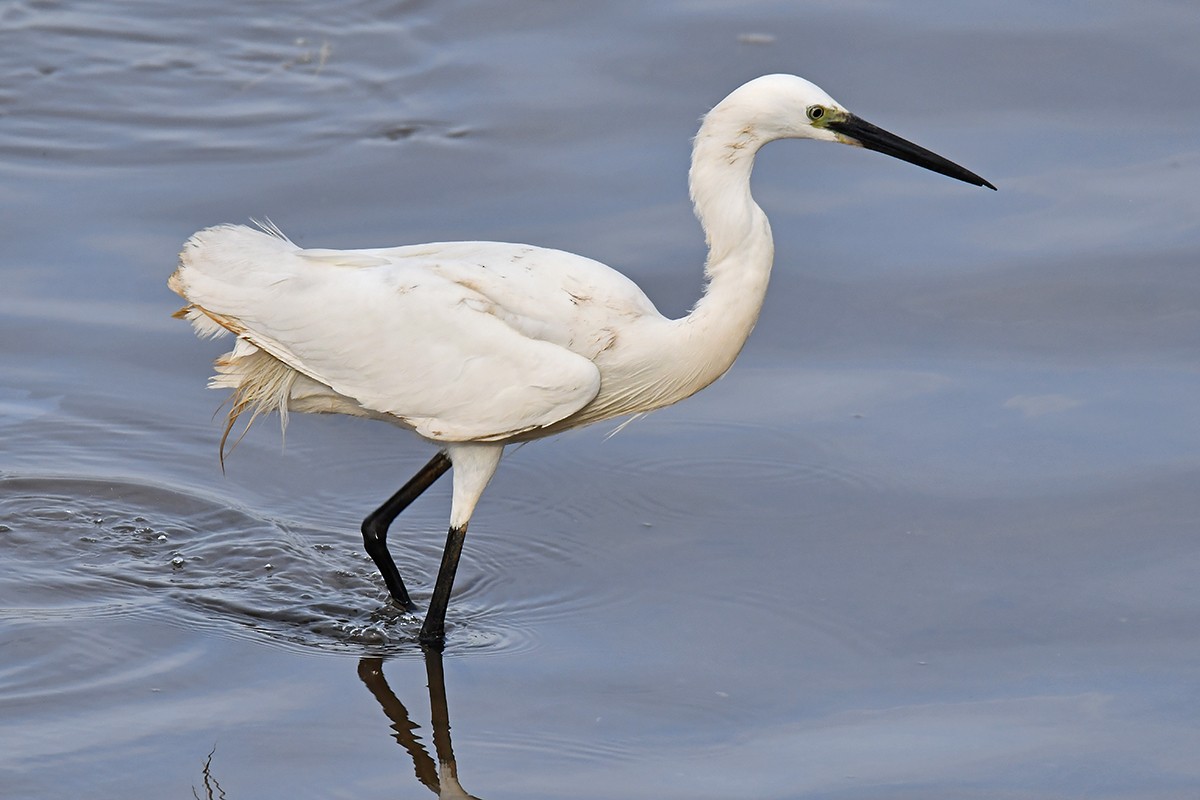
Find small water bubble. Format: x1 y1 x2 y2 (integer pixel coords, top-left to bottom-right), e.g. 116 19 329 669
737 32 776 45
341 625 387 645
92 517 104 525
171 555 185 568
156 533 168 542
264 563 274 570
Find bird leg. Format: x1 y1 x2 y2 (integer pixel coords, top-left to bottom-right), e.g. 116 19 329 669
419 523 468 647
361 451 452 610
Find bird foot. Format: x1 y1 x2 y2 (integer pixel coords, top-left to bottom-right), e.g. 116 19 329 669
418 624 446 650
386 594 419 614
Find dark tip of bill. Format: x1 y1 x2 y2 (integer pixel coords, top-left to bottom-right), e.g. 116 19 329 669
934 157 995 191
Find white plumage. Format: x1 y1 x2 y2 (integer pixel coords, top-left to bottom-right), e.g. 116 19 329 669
171 74 993 646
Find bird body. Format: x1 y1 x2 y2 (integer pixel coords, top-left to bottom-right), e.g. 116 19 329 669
171 74 993 645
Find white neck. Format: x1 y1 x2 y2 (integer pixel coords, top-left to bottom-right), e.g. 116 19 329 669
666 101 775 397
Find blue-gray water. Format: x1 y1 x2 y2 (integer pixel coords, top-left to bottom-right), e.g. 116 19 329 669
2 1 1199 797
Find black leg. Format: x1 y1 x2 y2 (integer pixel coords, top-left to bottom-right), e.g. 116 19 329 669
419 524 468 647
361 451 451 609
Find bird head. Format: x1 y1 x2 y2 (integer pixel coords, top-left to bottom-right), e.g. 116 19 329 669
714 74 995 189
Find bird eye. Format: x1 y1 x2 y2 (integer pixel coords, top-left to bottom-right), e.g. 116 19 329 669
806 105 825 121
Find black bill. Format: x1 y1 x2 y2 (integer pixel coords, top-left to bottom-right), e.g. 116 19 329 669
827 113 996 190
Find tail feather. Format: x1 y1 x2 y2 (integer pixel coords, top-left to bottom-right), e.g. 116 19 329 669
212 343 299 468
172 304 237 339
170 222 304 464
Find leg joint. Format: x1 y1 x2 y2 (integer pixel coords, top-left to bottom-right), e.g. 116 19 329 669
361 514 385 548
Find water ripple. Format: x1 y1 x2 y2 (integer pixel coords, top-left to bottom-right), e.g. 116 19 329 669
521 419 886 527
0 0 464 165
0 474 621 657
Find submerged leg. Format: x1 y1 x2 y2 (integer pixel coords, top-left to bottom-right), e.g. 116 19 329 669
361 451 452 609
420 443 504 647
419 524 468 646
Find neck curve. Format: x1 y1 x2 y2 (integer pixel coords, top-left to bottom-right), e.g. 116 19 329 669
668 99 775 395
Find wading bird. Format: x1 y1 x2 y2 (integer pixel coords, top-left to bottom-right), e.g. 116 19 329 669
170 74 993 647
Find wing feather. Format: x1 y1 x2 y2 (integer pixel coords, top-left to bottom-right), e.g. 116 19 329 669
171 224 602 441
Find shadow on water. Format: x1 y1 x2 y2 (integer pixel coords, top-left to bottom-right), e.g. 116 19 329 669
187 651 483 799
358 651 482 799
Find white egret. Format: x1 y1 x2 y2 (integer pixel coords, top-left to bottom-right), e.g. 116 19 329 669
170 74 993 647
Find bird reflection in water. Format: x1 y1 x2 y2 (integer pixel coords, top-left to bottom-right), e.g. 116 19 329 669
357 651 481 799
